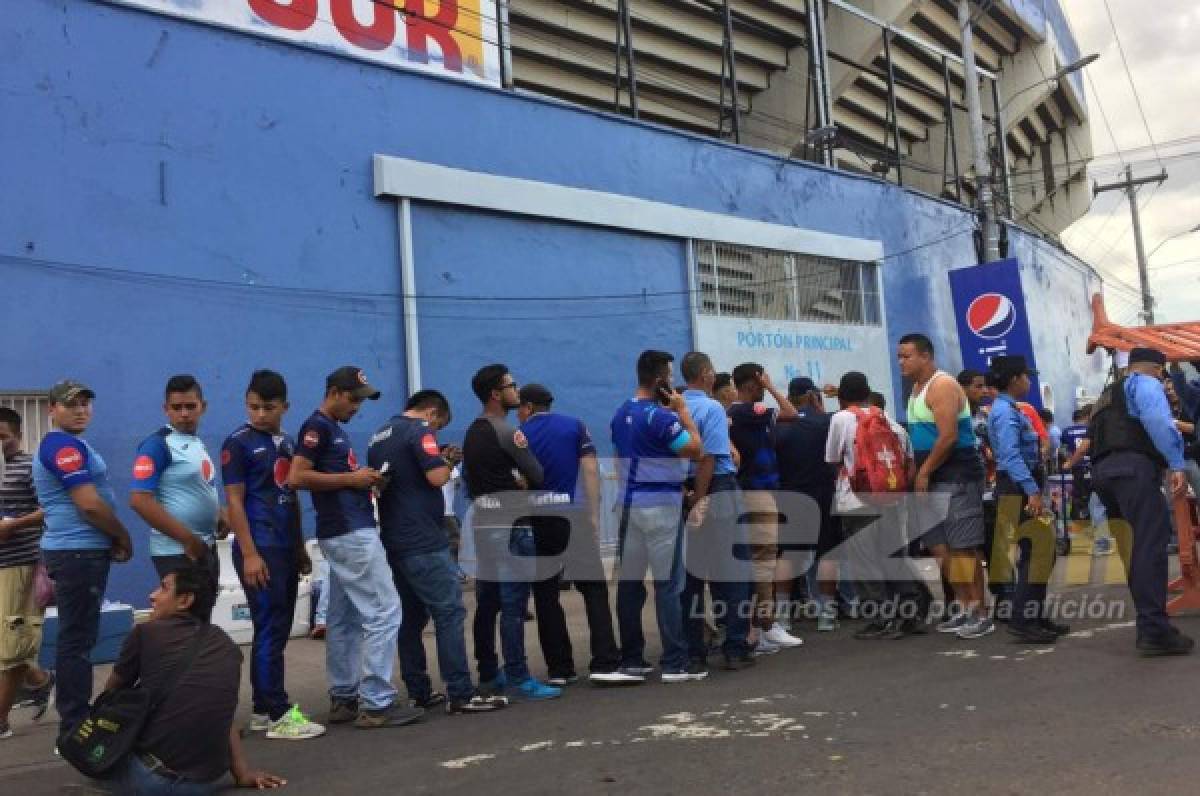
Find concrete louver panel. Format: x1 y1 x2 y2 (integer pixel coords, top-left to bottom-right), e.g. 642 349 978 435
709 0 808 43
512 55 723 134
911 4 1001 73
882 46 963 103
840 86 927 141
856 72 943 123
1006 125 1033 160
1021 109 1048 145
510 24 760 106
524 0 790 69
833 98 911 149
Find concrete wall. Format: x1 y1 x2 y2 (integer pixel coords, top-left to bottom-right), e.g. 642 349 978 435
1 0 1100 604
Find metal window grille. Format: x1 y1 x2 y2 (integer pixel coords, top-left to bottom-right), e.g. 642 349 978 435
694 241 881 326
0 392 50 453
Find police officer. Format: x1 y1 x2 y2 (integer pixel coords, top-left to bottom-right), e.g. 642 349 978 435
1091 347 1194 656
987 356 1067 643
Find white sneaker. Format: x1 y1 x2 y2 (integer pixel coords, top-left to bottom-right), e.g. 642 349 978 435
589 670 645 685
248 713 271 732
765 622 804 648
753 636 782 656
265 705 327 740
936 613 969 634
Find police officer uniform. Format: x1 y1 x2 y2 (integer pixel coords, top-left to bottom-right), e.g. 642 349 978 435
986 356 1065 643
1090 347 1195 656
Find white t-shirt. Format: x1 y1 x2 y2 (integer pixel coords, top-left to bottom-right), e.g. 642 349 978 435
825 408 912 514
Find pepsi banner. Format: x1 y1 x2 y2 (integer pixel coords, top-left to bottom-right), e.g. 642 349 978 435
948 258 1042 409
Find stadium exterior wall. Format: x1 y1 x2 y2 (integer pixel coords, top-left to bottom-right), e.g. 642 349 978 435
0 0 1104 604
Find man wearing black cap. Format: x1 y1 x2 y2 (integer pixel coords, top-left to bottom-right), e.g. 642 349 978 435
290 367 424 727
33 380 133 737
987 356 1065 643
775 377 838 628
518 384 639 685
1090 347 1193 655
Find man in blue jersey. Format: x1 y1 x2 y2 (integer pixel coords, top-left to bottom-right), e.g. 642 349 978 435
518 384 641 685
34 380 133 737
611 350 704 682
290 366 423 729
370 389 507 714
678 353 753 672
222 370 324 740
728 363 802 652
130 375 222 584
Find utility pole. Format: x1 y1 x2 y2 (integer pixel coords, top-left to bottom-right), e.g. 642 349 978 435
1093 165 1168 324
958 0 998 262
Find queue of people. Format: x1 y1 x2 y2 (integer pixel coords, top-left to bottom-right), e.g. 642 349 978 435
0 334 1195 793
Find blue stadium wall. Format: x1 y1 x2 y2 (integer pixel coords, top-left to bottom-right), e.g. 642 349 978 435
0 0 1106 605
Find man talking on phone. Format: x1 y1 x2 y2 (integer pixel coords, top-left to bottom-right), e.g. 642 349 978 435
610 350 704 682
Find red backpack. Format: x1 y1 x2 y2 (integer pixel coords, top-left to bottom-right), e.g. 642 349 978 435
847 407 909 505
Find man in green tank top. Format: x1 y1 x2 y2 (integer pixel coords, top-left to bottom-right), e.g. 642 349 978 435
898 334 993 640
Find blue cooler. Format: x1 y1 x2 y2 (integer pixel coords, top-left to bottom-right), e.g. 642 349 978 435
39 603 135 667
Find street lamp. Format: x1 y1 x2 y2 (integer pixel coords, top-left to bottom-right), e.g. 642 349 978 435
999 53 1100 112
1147 223 1200 260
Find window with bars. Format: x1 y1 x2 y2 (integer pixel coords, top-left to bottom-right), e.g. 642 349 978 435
0 392 51 454
693 241 882 326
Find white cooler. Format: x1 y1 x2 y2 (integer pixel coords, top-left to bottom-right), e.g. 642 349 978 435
213 538 313 645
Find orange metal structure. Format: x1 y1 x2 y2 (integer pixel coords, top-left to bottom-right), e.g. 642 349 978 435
1086 294 1200 615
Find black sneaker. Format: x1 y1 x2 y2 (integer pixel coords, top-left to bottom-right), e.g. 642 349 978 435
853 621 891 640
19 670 55 721
546 673 579 687
355 703 425 729
1137 629 1195 657
327 698 360 724
686 658 709 678
410 691 447 710
447 694 508 714
722 652 756 671
1008 624 1058 644
1039 619 1070 636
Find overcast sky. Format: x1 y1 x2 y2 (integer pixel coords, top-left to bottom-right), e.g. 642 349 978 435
1059 0 1200 325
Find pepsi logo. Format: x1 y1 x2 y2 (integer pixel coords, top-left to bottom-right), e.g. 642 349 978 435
56 447 84 474
132 455 155 480
966 293 1017 340
421 433 440 456
274 457 291 488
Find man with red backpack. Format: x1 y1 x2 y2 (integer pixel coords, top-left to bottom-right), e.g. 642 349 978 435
825 372 922 639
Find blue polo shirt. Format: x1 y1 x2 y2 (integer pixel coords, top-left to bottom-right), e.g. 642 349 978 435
682 389 736 477
520 411 597 501
988 393 1041 496
367 415 448 556
132 426 221 556
294 410 376 539
221 424 298 550
34 431 115 551
610 398 691 508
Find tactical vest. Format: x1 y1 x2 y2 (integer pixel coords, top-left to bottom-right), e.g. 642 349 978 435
1089 376 1167 469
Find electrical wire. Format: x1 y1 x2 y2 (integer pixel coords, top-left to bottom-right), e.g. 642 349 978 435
1101 0 1163 170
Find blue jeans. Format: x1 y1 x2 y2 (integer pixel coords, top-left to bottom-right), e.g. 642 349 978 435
473 524 536 684
386 547 474 702
681 477 751 659
42 548 111 734
233 545 298 720
616 504 688 673
101 754 215 795
318 529 402 711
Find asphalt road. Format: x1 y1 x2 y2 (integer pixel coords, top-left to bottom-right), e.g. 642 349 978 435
3 581 1199 795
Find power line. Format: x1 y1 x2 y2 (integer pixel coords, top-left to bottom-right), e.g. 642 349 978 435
1101 0 1163 169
